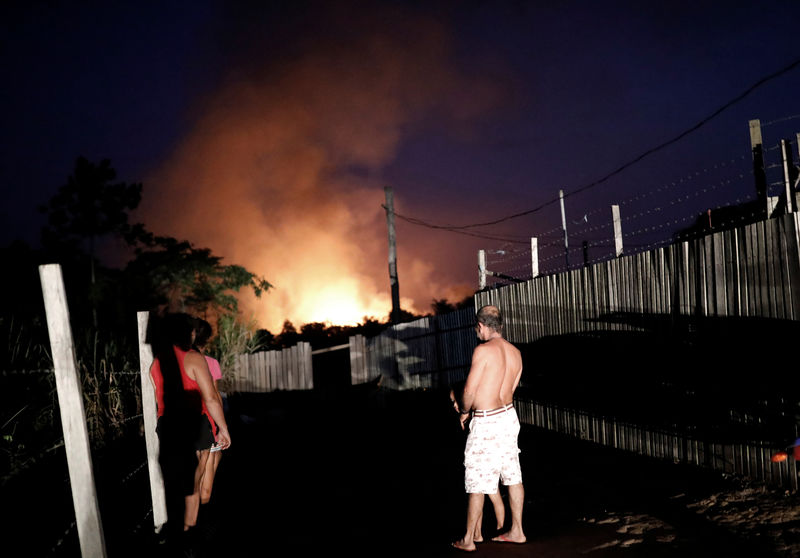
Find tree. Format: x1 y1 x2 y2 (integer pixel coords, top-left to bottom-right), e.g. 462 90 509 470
431 298 456 315
38 157 272 334
124 232 272 320
40 157 143 326
432 295 475 315
391 308 420 323
274 321 299 348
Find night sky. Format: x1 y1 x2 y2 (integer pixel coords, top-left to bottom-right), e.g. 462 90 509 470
2 1 799 330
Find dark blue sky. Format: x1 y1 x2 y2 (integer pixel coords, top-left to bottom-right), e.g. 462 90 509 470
2 0 799 326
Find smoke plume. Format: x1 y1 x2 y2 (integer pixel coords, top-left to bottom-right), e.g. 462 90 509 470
138 3 501 331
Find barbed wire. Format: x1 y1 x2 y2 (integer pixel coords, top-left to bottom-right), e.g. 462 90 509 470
482 154 766 278
120 413 144 424
763 114 800 126
392 57 800 233
568 154 751 226
486 188 762 280
1 368 142 376
1 368 55 375
128 507 154 539
48 520 77 556
479 151 757 263
120 459 148 485
417 127 794 263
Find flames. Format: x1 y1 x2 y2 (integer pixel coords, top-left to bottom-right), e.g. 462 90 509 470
136 5 498 331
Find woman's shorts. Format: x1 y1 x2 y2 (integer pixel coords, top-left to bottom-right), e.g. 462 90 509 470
193 415 216 451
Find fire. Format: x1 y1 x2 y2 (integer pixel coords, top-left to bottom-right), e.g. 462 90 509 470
273 282 392 327
135 8 498 332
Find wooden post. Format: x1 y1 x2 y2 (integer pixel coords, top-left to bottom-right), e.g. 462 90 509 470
781 138 797 213
478 249 487 289
612 204 623 257
348 334 367 385
750 119 768 219
560 189 569 268
137 311 167 532
39 264 107 558
384 187 401 323
796 133 800 212
303 342 313 389
531 237 539 279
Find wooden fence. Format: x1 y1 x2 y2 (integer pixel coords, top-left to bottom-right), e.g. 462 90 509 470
475 213 800 341
349 307 477 389
470 213 800 489
225 214 800 487
230 342 313 392
515 398 799 491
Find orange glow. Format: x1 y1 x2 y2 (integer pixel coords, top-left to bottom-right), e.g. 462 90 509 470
136 10 494 331
771 452 788 463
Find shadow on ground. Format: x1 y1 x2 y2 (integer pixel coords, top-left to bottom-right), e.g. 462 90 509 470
116 385 783 557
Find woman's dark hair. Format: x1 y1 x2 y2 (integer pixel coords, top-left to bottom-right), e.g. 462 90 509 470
193 318 213 349
150 312 201 431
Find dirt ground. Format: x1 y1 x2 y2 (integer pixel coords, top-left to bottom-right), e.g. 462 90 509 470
163 387 799 558
19 386 799 557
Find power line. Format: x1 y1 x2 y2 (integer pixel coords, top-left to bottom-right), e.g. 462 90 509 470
390 56 800 233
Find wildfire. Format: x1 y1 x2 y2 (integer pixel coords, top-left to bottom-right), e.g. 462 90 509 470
135 6 494 332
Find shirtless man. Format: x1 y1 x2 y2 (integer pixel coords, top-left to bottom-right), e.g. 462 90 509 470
452 305 525 552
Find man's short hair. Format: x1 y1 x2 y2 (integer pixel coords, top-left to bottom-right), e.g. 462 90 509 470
476 305 503 334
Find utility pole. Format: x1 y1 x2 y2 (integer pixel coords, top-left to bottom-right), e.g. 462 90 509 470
384 187 401 323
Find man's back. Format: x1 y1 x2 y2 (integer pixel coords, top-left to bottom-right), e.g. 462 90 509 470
470 337 522 409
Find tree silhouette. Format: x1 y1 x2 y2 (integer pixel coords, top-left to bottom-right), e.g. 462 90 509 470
431 298 456 315
124 232 272 320
40 157 142 326
39 157 272 333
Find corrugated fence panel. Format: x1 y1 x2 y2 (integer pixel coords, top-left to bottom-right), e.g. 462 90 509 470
474 214 800 342
472 215 800 488
513 397 798 489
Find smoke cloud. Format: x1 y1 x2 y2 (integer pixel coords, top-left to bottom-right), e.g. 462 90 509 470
138 3 501 332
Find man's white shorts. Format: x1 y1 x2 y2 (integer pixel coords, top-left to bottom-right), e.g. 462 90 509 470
464 407 522 494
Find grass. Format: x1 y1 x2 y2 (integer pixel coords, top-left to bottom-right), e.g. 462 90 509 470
1 315 143 486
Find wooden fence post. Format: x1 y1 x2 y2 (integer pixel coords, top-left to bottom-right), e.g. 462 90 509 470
478 249 486 289
136 311 167 532
348 335 366 385
612 204 623 257
531 237 539 279
39 264 107 558
781 138 797 213
560 189 569 268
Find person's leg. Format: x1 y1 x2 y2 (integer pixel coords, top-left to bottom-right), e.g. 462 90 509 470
488 489 505 530
493 483 526 543
453 493 484 551
472 498 484 542
474 489 504 541
184 449 210 530
200 450 221 504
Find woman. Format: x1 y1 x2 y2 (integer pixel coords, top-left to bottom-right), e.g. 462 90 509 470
149 312 231 535
192 318 225 505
